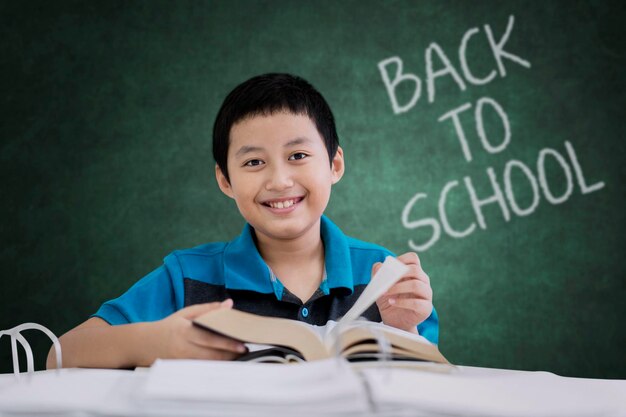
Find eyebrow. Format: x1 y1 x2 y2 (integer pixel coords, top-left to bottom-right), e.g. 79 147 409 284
234 137 313 158
235 145 264 158
285 137 313 147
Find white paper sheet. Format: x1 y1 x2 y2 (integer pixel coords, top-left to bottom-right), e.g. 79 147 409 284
338 256 409 326
361 366 626 417
140 358 368 414
0 368 139 414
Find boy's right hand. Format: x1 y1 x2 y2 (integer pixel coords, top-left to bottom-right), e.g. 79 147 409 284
147 299 247 363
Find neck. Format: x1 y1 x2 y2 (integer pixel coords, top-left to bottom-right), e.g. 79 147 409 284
255 219 324 268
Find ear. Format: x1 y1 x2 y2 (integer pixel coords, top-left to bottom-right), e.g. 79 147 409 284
215 164 235 199
330 146 345 185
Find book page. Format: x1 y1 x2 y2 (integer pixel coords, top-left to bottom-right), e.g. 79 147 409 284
193 308 329 360
337 323 449 364
326 256 409 348
336 256 409 326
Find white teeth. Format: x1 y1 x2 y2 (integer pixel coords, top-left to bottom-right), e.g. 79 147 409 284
269 199 295 209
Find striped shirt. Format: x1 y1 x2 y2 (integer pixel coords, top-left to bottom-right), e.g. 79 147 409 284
94 216 439 344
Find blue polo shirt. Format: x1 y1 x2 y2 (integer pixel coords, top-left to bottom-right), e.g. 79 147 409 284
94 216 439 344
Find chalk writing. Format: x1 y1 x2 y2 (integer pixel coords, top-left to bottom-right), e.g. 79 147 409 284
438 97 511 162
378 15 531 114
401 141 605 251
379 14 604 251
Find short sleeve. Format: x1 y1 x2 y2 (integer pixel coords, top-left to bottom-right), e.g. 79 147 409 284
417 306 439 345
92 263 179 325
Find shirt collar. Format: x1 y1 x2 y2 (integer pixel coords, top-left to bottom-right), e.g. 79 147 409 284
223 215 354 297
320 216 354 294
223 223 274 294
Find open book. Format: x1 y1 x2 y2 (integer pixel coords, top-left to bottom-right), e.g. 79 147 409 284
193 256 449 364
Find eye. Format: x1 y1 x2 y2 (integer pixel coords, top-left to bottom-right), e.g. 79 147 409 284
243 159 264 167
289 152 308 161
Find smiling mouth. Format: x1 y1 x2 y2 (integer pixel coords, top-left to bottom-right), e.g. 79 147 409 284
261 197 304 209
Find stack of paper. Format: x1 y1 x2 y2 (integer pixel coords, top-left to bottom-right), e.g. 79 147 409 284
138 358 369 416
0 368 142 415
361 366 626 417
0 362 624 416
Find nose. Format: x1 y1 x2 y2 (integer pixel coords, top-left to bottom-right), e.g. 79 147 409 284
265 163 294 191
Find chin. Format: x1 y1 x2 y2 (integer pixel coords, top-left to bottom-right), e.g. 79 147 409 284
258 219 317 241
267 225 308 240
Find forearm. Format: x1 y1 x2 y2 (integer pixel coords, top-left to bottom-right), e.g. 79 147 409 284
46 321 158 369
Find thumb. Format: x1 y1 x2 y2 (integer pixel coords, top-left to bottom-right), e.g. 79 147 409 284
177 299 233 319
371 262 383 277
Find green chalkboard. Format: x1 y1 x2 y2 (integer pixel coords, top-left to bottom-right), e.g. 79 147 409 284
1 1 625 378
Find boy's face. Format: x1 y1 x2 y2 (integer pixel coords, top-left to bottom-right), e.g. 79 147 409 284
216 112 344 242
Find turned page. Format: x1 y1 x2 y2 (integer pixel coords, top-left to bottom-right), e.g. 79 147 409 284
326 256 409 348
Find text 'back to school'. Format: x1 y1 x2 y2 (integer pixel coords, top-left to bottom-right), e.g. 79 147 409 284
377 15 605 251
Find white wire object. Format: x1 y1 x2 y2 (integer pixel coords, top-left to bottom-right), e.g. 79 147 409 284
0 323 62 377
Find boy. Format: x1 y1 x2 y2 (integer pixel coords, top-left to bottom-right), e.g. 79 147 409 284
47 73 438 369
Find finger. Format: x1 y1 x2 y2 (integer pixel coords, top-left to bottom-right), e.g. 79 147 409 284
371 262 382 276
399 264 420 279
393 264 430 285
177 299 233 319
187 344 241 361
388 298 433 317
385 279 432 300
189 327 247 353
397 252 421 268
401 266 430 285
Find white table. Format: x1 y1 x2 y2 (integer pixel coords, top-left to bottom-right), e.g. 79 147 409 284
0 360 624 417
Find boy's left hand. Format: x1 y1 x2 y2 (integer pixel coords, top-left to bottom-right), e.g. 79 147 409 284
375 252 433 334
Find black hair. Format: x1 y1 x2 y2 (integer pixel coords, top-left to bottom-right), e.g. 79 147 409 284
212 73 339 182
